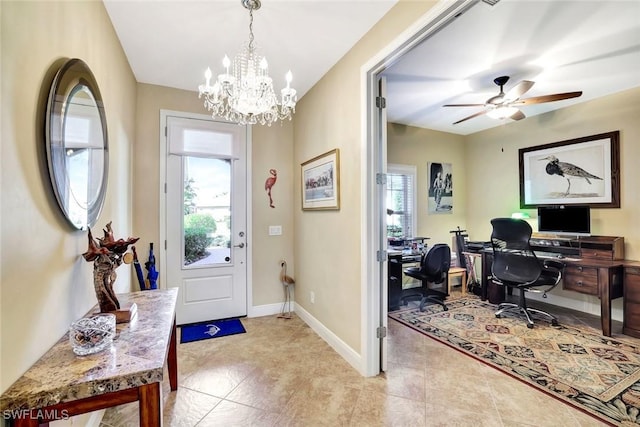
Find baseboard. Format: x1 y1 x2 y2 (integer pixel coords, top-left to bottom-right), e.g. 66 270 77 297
294 304 364 376
249 301 294 318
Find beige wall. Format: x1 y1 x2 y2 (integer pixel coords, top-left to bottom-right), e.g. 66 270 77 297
1 0 136 393
293 1 438 352
251 123 296 306
133 84 204 263
134 84 295 309
465 87 640 258
387 123 466 247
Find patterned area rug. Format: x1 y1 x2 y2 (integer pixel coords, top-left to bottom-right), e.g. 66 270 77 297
389 297 640 426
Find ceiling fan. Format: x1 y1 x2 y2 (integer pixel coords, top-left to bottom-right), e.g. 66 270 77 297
443 76 582 125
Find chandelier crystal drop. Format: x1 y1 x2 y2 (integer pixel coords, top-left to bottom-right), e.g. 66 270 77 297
198 0 297 126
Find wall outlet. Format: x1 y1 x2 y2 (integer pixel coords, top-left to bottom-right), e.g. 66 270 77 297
268 225 282 236
310 291 315 304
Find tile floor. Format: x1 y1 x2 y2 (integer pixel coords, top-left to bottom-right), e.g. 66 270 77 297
100 291 638 426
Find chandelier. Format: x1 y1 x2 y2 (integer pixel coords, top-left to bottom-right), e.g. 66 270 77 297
198 0 297 126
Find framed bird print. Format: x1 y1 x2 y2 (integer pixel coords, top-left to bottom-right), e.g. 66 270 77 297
519 131 620 208
301 149 340 210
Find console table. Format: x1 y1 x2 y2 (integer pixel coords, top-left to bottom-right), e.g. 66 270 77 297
0 288 178 426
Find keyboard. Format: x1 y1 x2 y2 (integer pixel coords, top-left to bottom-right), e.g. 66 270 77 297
535 251 581 262
466 241 490 251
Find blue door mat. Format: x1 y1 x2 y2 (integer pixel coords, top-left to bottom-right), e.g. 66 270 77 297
180 318 246 344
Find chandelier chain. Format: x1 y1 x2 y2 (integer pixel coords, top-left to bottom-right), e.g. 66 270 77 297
248 6 254 50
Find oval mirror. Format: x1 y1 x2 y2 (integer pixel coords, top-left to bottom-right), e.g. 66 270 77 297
46 59 108 230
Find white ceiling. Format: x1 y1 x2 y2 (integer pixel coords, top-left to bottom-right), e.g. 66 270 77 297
103 0 398 100
104 0 640 136
383 0 640 135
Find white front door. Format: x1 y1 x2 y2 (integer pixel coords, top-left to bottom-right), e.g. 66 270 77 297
165 115 248 325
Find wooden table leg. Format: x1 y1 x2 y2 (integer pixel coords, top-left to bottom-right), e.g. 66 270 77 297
11 416 40 427
168 317 178 391
599 267 612 337
481 251 490 301
461 270 467 295
138 382 162 426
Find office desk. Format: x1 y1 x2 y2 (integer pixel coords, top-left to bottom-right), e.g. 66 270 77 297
481 250 623 337
388 251 422 310
0 289 178 426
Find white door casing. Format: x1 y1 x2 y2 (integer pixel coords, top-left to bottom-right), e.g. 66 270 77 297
362 0 475 376
377 76 389 372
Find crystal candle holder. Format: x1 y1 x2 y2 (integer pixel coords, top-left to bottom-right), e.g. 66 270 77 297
69 313 116 356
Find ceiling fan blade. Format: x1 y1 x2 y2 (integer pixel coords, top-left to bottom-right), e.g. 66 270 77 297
452 110 488 125
503 80 534 103
442 103 485 107
510 110 526 121
512 91 583 106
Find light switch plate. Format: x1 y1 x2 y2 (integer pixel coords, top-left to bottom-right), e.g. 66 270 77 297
269 225 282 236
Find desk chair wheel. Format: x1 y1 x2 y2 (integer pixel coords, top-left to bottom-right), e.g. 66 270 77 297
417 296 448 312
496 310 559 328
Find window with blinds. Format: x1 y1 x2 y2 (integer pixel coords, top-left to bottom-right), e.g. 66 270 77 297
386 164 417 239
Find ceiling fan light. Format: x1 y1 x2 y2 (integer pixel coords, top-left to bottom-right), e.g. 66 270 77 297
487 106 519 120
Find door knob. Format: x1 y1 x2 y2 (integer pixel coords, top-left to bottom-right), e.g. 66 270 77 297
234 243 245 248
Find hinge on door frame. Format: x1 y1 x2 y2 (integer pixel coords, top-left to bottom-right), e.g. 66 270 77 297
165 126 167 137
376 250 387 262
164 183 167 194
377 326 387 339
376 173 387 185
164 240 167 250
376 96 386 109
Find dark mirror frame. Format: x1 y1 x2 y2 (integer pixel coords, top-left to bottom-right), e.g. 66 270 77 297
45 58 108 230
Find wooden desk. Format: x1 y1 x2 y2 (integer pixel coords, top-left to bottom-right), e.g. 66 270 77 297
481 251 623 337
623 261 640 338
0 288 178 426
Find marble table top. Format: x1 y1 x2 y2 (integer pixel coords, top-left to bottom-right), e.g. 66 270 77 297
0 288 178 411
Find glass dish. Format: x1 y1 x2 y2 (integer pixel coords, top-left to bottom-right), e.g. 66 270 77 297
69 313 115 356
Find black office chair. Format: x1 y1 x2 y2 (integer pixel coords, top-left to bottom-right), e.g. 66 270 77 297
490 218 564 328
400 243 451 311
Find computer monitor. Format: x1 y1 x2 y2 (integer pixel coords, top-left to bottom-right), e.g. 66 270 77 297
537 205 591 236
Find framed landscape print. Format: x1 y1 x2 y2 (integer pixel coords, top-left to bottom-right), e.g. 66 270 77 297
301 149 340 210
519 131 620 208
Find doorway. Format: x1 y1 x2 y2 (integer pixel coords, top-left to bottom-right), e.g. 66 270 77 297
162 112 249 325
363 0 476 376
